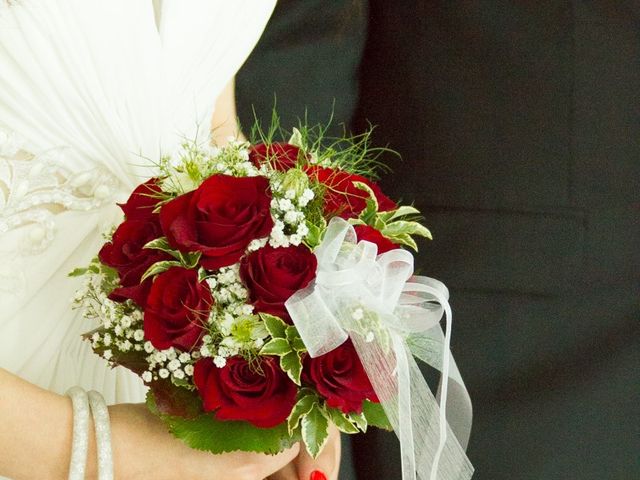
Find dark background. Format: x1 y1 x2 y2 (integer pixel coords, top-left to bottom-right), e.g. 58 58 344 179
237 1 640 479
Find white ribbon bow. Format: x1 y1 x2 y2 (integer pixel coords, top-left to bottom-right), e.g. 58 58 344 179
286 218 474 480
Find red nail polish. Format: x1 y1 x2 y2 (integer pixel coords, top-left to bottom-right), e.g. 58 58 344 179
310 470 328 480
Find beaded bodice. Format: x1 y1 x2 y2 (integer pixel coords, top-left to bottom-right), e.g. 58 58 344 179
0 130 119 254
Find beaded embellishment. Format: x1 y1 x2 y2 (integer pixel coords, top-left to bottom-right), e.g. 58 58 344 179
0 130 119 254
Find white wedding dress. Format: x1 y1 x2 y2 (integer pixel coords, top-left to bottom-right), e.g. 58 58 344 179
0 0 275 406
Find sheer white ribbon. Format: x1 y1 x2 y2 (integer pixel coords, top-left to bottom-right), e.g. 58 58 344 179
286 218 474 480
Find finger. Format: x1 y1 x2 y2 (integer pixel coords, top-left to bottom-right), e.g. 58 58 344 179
240 443 301 480
266 461 298 480
295 426 341 480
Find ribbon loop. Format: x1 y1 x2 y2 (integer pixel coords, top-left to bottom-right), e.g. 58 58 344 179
285 217 474 480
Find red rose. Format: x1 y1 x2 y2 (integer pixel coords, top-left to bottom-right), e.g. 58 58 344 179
144 267 212 351
304 340 378 414
304 166 396 219
160 175 274 270
249 142 301 171
194 355 297 428
98 218 169 307
353 225 398 255
119 178 163 220
240 245 317 322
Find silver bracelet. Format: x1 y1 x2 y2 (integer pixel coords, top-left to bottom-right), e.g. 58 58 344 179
65 387 90 480
88 391 114 480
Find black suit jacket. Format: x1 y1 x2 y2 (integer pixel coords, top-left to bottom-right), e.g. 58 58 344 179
352 2 639 479
238 2 640 479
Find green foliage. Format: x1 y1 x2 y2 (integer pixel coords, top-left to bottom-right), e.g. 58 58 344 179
280 351 303 385
287 393 318 434
362 400 393 431
147 390 300 455
246 106 395 180
353 181 379 224
144 237 203 268
140 260 183 282
304 219 326 249
346 411 368 432
325 407 360 434
260 338 291 356
68 267 89 277
146 381 203 419
259 315 306 385
168 415 300 455
350 188 432 251
260 313 287 339
143 237 173 254
139 240 202 282
301 404 330 459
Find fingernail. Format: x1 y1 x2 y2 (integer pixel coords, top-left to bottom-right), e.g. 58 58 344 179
310 470 327 480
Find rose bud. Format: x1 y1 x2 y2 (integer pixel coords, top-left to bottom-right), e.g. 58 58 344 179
240 245 317 322
304 166 396 219
119 177 163 220
98 218 170 307
249 142 302 171
144 267 213 351
194 355 297 428
353 225 398 255
160 175 274 270
304 340 379 414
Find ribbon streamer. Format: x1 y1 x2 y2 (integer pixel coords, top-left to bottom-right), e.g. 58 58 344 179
286 218 474 480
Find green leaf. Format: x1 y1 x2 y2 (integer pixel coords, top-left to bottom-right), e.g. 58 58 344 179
346 411 368 433
353 181 379 223
287 394 318 434
146 382 203 419
388 205 421 221
383 220 432 239
280 351 303 385
197 267 208 283
362 400 393 431
260 313 287 339
304 220 326 249
290 335 307 353
164 412 300 455
143 237 173 253
374 210 395 224
260 338 292 356
178 251 203 269
68 267 88 277
387 233 418 251
285 326 307 352
288 127 304 148
141 260 182 282
326 407 360 434
301 405 330 458
144 237 204 267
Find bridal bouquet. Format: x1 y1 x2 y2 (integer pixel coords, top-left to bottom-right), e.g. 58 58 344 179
73 123 472 479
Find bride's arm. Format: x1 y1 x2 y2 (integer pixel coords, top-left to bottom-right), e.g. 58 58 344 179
211 77 245 144
0 368 300 480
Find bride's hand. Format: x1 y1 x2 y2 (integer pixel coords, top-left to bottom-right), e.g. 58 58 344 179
110 403 300 480
267 424 341 480
0 369 299 480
